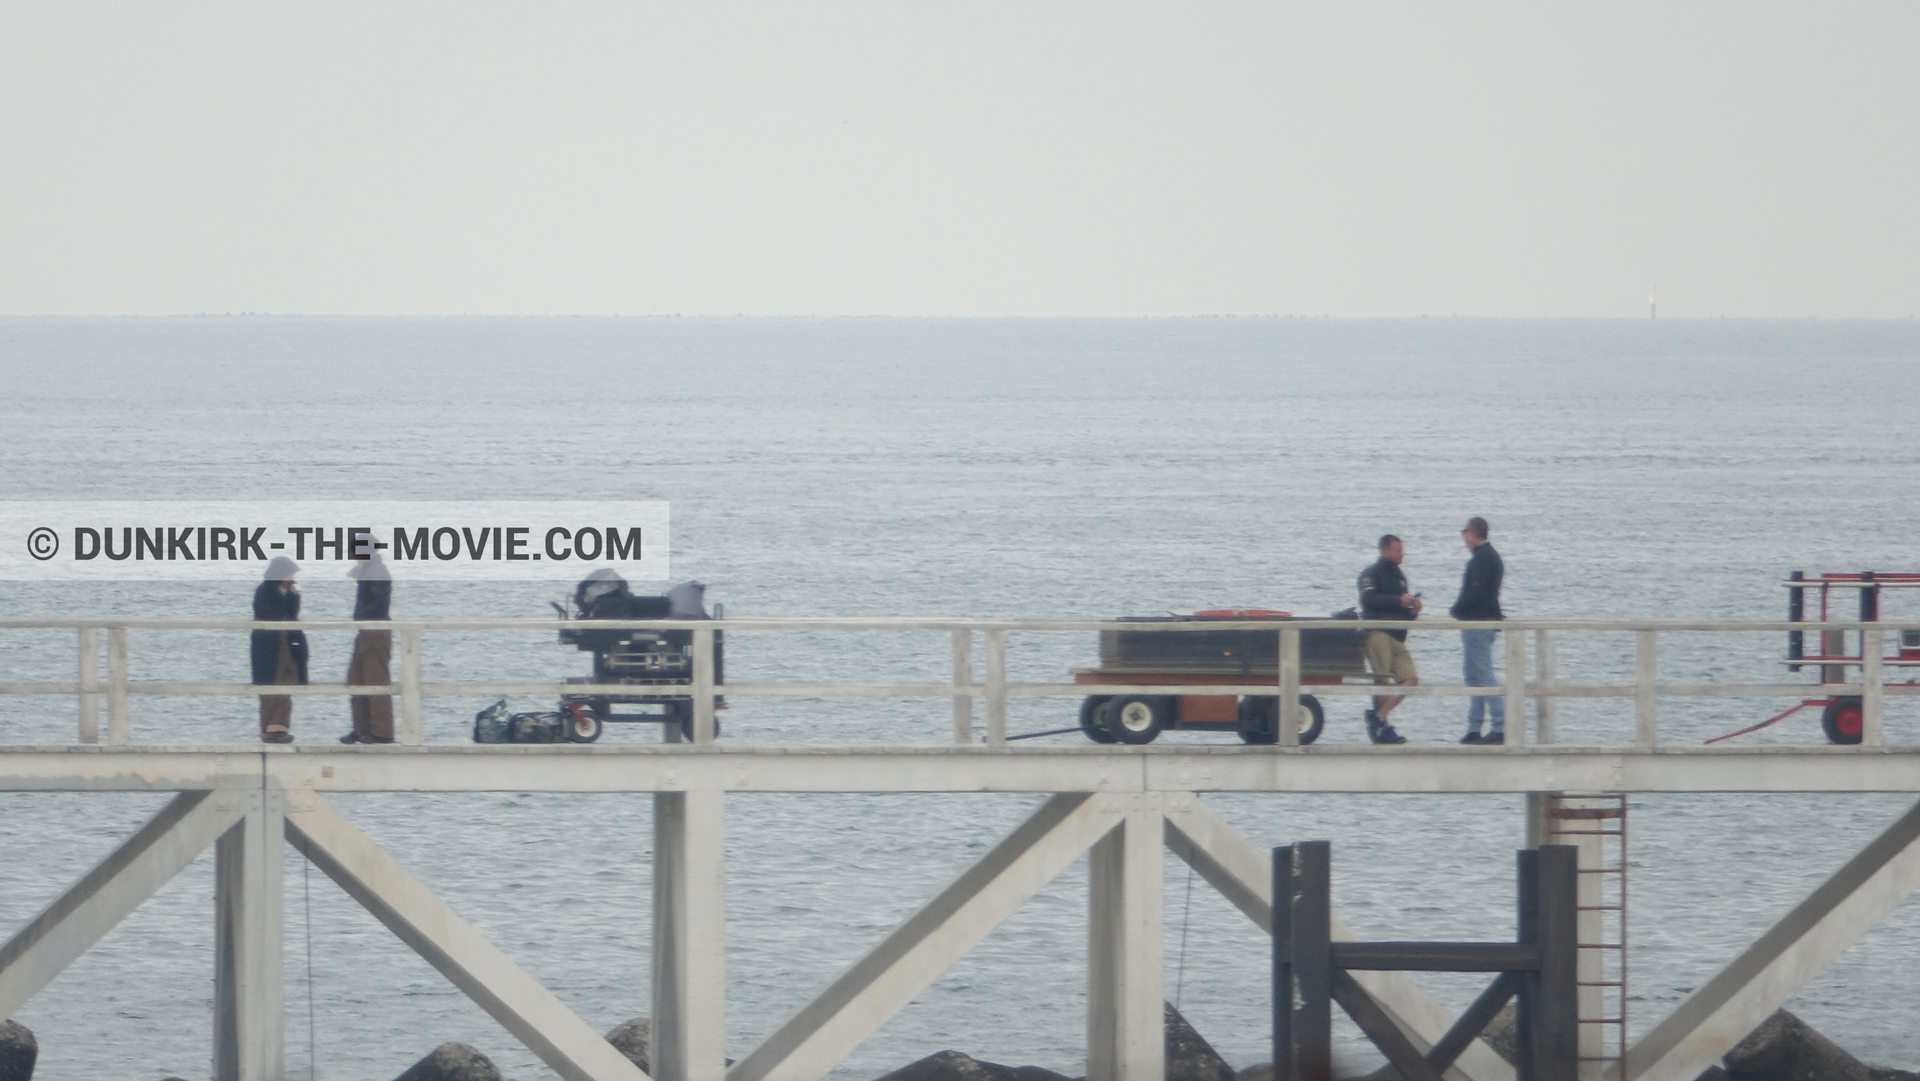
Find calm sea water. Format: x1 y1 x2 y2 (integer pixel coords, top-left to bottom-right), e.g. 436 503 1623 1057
2 317 1919 1080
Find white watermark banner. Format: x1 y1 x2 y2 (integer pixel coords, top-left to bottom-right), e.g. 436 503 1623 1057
0 501 668 581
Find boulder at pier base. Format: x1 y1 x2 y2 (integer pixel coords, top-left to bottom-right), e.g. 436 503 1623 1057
393 1042 502 1081
0 1020 35 1081
605 1017 651 1072
875 1050 1073 1081
1724 1010 1877 1081
1165 1003 1236 1081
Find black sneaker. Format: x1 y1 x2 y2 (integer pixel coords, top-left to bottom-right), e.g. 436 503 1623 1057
339 732 364 744
1373 724 1408 745
1364 709 1382 739
363 736 396 744
1481 731 1505 745
262 731 294 744
1460 732 1483 744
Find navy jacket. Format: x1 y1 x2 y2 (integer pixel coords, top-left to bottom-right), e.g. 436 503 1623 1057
250 582 310 685
1449 542 1505 621
1358 558 1416 642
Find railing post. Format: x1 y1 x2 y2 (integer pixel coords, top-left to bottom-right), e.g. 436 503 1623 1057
1861 626 1885 747
984 629 1007 747
398 627 423 746
1504 628 1528 746
1278 626 1301 748
692 627 717 744
1534 628 1556 744
77 626 99 744
107 626 129 746
1634 630 1657 748
951 629 974 744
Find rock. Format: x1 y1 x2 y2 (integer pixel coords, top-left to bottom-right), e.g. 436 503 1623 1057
393 1042 502 1081
1239 1065 1273 1081
1724 1010 1876 1081
1165 1003 1235 1081
606 1017 651 1072
875 1050 1072 1081
0 1020 35 1081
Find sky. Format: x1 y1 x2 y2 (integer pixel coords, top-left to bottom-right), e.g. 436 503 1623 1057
2 2 1916 318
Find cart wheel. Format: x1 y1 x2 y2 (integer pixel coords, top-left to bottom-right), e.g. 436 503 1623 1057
1822 696 1864 745
679 713 723 741
1080 696 1117 743
1295 695 1325 745
1238 695 1324 745
563 705 604 743
1103 695 1168 744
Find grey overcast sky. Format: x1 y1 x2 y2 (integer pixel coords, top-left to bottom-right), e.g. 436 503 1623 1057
2 3 1916 318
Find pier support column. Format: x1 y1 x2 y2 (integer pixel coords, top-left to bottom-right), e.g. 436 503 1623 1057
214 788 285 1081
1089 793 1165 1081
654 790 728 1081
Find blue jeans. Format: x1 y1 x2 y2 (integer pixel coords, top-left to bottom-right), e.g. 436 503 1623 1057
1461 629 1504 734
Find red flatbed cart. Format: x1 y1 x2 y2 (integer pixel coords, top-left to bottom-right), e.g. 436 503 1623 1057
1715 572 1920 745
1775 572 1920 744
1073 610 1370 745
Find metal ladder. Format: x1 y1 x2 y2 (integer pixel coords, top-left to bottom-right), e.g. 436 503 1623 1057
1547 794 1629 1081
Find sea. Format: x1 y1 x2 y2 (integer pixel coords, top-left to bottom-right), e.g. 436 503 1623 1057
1 316 1918 1080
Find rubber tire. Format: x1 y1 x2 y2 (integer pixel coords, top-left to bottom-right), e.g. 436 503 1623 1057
1237 695 1325 746
1103 695 1169 744
678 707 722 742
1080 696 1117 743
563 706 604 743
1822 696 1864 745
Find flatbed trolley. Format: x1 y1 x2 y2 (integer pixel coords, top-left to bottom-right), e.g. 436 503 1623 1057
1781 572 1920 744
1073 610 1370 745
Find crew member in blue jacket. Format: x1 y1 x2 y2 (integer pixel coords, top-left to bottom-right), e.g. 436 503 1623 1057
1449 517 1506 744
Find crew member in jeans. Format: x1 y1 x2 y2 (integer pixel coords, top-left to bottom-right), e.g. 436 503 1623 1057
341 549 396 744
1450 517 1506 744
251 557 308 743
1358 534 1419 744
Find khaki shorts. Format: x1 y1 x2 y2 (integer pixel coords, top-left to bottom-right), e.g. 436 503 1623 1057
1366 631 1417 684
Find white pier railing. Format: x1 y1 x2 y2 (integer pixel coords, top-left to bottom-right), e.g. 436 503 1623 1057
0 616 1917 748
5 616 1920 1081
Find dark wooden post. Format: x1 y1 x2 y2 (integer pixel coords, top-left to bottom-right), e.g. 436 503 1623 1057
1273 845 1293 1081
1292 841 1333 1081
1533 845 1578 1081
1518 846 1578 1081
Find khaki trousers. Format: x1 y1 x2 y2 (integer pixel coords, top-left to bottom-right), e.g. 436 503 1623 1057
347 629 394 740
258 639 298 736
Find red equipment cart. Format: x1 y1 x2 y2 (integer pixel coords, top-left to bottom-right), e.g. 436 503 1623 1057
1777 572 1920 744
1072 609 1371 745
1710 572 1920 745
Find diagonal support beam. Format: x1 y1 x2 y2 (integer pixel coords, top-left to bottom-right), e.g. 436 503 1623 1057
283 792 648 1081
729 793 1125 1081
1162 797 1516 1081
0 790 244 1018
1627 795 1920 1081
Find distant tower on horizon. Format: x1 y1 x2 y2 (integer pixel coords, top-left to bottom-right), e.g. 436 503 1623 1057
1649 289 1658 319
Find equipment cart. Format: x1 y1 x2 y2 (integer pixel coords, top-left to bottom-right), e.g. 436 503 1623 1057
1780 572 1920 744
551 573 724 743
1073 610 1370 745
